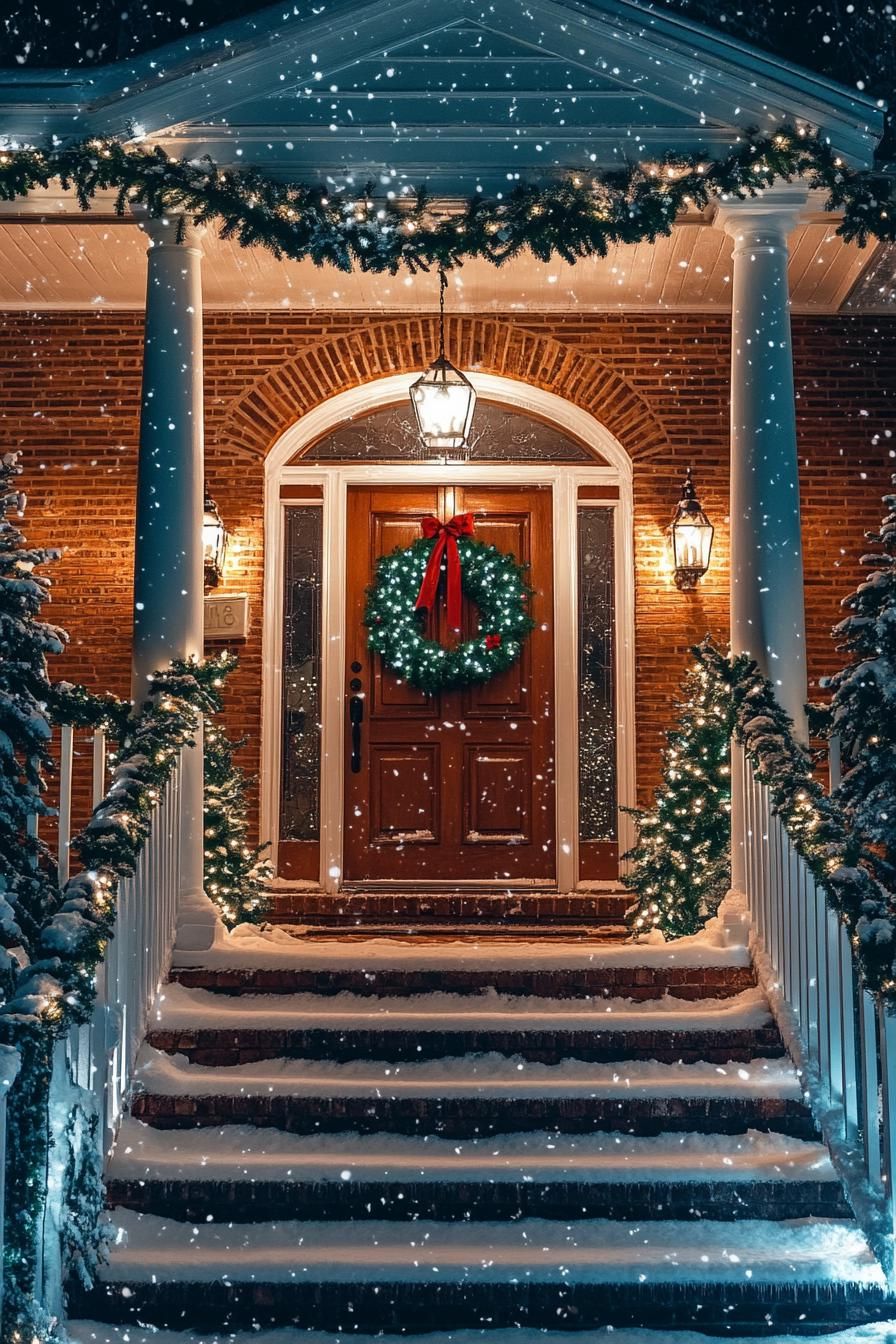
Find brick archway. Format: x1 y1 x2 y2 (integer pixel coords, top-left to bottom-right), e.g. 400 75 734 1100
219 316 669 464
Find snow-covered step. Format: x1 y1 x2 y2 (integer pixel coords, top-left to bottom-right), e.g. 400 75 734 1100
171 928 754 1000
130 1047 816 1138
107 1120 849 1223
63 1324 896 1344
147 982 782 1065
75 1208 888 1332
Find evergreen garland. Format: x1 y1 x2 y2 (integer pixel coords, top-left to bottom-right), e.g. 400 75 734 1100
0 126 892 274
823 477 896 890
204 717 272 928
365 535 534 694
624 637 734 939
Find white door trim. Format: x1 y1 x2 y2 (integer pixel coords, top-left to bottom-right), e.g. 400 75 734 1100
262 372 635 894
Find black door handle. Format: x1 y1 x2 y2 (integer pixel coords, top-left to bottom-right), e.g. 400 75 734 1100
349 694 364 773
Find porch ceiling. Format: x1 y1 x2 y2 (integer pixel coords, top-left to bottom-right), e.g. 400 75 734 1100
0 202 885 313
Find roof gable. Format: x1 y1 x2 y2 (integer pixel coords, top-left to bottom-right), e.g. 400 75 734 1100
0 0 883 193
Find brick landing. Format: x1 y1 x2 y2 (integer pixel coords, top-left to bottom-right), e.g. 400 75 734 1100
268 888 631 927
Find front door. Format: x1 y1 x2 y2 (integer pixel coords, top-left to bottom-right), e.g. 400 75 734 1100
343 484 555 884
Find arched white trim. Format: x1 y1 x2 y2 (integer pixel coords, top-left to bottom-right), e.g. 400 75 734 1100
264 372 633 484
261 370 636 894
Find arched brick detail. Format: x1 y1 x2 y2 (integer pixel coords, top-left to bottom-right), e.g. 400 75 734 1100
218 317 670 463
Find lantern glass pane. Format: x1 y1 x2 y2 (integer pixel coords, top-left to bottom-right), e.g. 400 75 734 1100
203 514 225 574
410 365 476 450
673 515 713 575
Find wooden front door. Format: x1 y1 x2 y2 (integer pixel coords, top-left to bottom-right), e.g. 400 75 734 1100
344 484 555 884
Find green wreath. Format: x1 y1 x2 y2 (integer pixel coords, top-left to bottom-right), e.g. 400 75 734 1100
365 523 535 694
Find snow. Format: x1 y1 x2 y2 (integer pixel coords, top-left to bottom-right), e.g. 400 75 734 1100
152 980 773 1033
172 918 750 974
64 1326 896 1344
109 1118 836 1186
96 1207 885 1288
134 1046 803 1101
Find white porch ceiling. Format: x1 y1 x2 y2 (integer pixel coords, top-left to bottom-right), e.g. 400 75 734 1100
0 209 881 312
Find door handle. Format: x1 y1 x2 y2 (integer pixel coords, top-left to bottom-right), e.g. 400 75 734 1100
349 695 365 774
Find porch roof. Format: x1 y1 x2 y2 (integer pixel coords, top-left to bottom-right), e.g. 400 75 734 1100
0 0 890 314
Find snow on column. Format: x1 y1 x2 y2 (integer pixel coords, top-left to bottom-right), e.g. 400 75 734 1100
714 186 809 890
132 210 218 952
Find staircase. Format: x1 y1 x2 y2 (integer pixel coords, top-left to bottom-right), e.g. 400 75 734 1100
69 928 892 1338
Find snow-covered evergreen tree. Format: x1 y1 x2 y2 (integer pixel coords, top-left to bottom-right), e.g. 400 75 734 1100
825 478 896 887
0 452 65 992
203 719 271 927
625 639 733 939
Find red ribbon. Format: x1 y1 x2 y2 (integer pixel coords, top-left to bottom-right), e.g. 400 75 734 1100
414 512 475 632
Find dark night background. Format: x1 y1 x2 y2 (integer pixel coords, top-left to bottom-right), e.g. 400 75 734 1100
0 0 893 154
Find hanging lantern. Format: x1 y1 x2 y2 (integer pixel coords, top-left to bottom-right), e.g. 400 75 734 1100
203 493 229 589
409 269 476 457
669 468 714 590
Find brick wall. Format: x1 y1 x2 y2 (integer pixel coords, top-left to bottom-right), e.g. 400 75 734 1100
0 308 893 845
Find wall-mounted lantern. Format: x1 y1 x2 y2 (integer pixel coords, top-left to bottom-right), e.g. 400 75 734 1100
409 268 476 457
203 493 229 590
669 468 714 590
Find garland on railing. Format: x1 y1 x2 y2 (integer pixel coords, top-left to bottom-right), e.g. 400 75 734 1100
0 126 892 272
0 650 237 1344
693 640 896 999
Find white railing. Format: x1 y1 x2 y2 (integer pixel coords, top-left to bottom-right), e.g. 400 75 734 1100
735 739 896 1274
30 727 184 1318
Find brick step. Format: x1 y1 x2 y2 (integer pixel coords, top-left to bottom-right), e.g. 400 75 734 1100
146 1023 784 1066
108 1173 848 1223
76 1274 891 1333
130 1047 813 1137
170 961 755 1001
268 891 631 925
74 1210 889 1332
131 1089 816 1139
109 1121 843 1223
110 1120 841 1223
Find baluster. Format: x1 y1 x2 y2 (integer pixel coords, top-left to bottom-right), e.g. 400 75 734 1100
805 872 820 1072
841 922 860 1143
57 723 74 886
879 1004 896 1258
816 881 832 1112
826 905 845 1111
860 987 883 1194
92 728 106 807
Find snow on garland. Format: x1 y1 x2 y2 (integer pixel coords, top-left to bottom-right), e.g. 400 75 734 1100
0 126 892 274
365 517 534 694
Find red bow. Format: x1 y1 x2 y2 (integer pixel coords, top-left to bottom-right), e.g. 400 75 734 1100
415 512 475 632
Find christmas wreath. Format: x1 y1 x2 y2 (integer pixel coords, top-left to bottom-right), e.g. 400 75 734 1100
365 513 535 693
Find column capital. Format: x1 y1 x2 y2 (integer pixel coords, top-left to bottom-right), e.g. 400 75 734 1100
712 183 810 253
131 203 206 251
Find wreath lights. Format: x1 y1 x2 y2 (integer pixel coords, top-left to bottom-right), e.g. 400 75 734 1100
0 126 892 273
365 514 534 694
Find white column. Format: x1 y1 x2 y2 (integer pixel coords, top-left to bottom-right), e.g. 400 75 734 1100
715 186 809 891
133 212 219 952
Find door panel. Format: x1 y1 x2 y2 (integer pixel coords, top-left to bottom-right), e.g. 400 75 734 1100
344 484 555 884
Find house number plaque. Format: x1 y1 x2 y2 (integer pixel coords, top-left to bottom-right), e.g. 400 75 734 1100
204 592 249 642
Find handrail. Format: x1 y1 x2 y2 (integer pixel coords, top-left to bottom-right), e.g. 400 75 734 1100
735 739 896 1276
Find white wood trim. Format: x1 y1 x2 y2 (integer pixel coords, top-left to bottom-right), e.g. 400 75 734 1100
261 372 635 893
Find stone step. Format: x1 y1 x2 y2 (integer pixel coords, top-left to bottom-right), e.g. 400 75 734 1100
74 1208 889 1332
129 1048 817 1139
268 891 631 926
63 1325 896 1344
107 1121 849 1223
147 982 782 1065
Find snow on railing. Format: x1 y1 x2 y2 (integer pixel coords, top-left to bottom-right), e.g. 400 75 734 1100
735 739 896 1278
